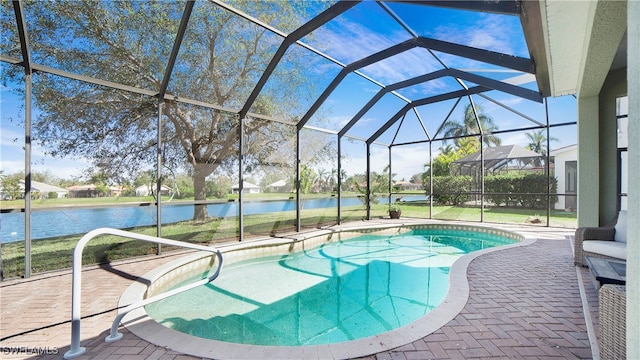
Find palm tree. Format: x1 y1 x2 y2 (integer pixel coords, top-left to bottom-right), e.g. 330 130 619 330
442 103 501 148
438 144 455 156
525 129 558 168
316 168 328 192
525 129 558 157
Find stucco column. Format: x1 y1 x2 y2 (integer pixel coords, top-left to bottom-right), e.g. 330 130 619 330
599 69 627 222
577 95 600 227
626 0 639 356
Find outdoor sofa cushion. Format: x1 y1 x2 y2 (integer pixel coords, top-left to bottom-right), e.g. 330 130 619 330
582 240 627 260
614 210 627 243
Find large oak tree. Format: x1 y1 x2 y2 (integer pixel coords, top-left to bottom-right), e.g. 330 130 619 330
3 0 330 220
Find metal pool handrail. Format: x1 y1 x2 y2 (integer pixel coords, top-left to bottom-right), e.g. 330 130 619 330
64 228 223 360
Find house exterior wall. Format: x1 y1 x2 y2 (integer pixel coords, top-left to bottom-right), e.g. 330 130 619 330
550 145 577 210
231 182 260 194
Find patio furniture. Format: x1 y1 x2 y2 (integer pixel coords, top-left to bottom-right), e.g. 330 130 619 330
585 256 626 290
574 210 627 266
599 284 626 360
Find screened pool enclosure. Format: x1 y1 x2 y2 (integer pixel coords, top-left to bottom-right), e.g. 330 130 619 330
1 0 577 278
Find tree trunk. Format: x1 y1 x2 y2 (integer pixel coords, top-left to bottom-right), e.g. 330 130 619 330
193 166 208 221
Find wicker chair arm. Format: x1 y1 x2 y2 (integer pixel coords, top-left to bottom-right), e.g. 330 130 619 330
579 226 616 240
574 225 616 266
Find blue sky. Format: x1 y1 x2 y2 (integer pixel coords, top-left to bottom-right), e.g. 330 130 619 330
0 81 91 180
0 1 577 182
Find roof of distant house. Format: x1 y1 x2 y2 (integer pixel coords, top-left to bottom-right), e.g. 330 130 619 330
453 145 541 163
231 181 260 189
18 180 68 193
267 180 288 187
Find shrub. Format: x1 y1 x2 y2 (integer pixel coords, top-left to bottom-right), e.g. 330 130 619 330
485 173 557 209
427 173 557 209
427 175 474 205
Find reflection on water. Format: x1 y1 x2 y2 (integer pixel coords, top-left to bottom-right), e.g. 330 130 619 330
146 230 514 346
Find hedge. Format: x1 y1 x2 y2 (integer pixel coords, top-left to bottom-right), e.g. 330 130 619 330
484 173 557 209
427 175 475 205
426 173 557 208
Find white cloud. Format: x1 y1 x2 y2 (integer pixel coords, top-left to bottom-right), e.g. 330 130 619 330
478 96 525 116
312 19 444 85
313 20 398 63
1 126 88 179
340 144 428 181
326 115 352 129
431 14 519 55
0 158 86 180
0 127 22 149
390 149 430 181
359 48 442 84
499 132 529 147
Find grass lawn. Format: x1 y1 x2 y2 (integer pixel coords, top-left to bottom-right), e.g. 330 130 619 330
0 202 575 279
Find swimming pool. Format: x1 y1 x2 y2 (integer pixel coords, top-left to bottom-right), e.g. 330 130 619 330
119 223 527 359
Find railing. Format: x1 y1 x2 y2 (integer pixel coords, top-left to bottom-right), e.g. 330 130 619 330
64 228 223 359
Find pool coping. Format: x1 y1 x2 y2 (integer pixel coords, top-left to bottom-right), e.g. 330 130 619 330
118 223 536 360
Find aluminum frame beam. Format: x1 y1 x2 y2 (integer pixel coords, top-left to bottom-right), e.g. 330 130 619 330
157 1 194 99
393 0 522 16
0 55 300 125
448 68 542 102
13 0 33 278
477 93 546 127
297 38 419 130
298 35 536 130
416 37 535 74
339 69 449 136
339 68 541 138
238 1 359 120
13 0 31 74
367 86 491 144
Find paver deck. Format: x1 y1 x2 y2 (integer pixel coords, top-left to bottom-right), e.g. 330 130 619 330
0 221 598 359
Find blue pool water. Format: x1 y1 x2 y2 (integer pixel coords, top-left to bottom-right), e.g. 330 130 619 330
145 229 516 346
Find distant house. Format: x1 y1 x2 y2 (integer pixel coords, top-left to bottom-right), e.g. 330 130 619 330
135 184 172 197
265 180 291 193
67 184 100 198
393 181 423 191
231 181 260 194
109 186 123 197
1 180 70 199
67 184 123 198
550 144 577 210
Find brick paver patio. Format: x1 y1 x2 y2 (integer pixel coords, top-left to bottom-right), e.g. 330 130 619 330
0 223 597 359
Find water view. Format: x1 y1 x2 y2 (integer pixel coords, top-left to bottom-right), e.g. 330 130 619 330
0 195 427 243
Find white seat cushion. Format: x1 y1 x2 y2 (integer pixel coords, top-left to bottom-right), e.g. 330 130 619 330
614 210 627 243
583 240 627 260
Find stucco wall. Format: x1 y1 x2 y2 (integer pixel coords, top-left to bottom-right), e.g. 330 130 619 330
599 68 627 223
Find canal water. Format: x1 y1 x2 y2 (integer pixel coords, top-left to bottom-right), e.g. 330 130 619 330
0 195 427 243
